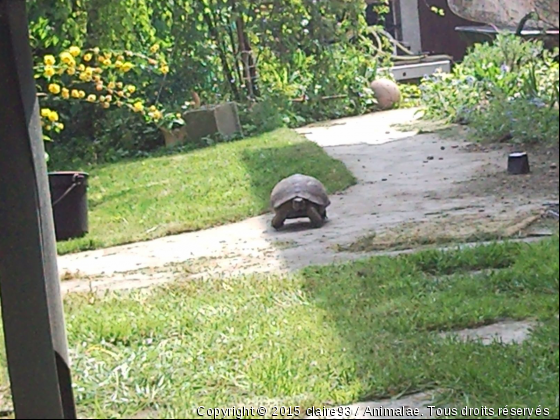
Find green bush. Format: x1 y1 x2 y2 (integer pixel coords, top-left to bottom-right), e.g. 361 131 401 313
419 33 559 144
28 0 395 165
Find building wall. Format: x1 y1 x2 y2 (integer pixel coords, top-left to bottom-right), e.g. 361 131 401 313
416 0 481 61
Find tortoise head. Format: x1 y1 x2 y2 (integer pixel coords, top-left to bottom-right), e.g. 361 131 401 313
292 197 305 211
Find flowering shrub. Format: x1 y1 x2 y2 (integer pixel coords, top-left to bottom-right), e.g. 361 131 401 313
28 0 394 164
34 44 181 147
419 33 559 143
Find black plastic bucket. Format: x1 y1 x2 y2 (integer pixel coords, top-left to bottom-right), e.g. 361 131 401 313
48 171 89 241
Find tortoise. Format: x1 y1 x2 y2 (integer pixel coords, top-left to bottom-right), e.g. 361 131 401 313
270 173 331 230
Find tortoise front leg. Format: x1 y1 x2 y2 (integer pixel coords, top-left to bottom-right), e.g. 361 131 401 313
272 206 289 230
307 205 325 228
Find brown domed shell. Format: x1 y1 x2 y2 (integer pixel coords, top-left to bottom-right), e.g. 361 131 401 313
270 173 331 209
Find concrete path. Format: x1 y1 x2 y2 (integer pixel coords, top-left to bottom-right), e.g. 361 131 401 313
58 108 558 294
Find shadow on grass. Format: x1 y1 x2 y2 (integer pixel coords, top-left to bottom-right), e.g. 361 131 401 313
295 236 559 408
239 139 357 226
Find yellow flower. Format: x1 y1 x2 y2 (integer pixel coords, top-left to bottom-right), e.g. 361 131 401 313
40 108 51 118
44 55 56 65
149 105 157 112
56 122 65 130
57 68 66 75
115 60 124 69
176 113 181 118
78 90 86 99
59 52 74 65
116 101 123 107
132 102 144 112
86 94 96 102
95 83 103 91
67 67 76 75
69 46 81 57
104 52 112 59
71 89 80 98
160 65 169 74
102 102 110 109
79 72 92 82
150 44 160 53
105 95 112 102
78 64 86 72
61 88 70 99
44 66 55 77
116 82 123 89
95 67 103 74
121 62 134 72
47 110 59 122
93 47 100 55
83 53 93 62
126 85 136 94
103 58 112 66
48 83 61 94
108 81 116 89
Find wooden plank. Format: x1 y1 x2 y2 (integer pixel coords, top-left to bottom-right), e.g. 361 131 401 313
381 59 452 81
0 0 77 418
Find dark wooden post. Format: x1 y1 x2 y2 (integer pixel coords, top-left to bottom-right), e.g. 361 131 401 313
0 0 77 418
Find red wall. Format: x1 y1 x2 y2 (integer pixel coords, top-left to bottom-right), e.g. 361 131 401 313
417 0 481 61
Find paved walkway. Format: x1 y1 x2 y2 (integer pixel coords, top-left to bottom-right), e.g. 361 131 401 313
58 108 554 294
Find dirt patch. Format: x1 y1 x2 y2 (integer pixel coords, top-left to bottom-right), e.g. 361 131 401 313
271 240 299 250
391 118 460 137
453 141 559 200
61 256 220 294
336 209 552 253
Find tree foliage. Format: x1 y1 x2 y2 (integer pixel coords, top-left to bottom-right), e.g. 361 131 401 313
28 0 393 164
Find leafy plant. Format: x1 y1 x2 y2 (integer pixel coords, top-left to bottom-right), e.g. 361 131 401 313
28 0 395 165
418 33 559 144
34 44 179 140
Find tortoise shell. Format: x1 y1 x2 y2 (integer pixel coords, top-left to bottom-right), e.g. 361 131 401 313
270 173 331 210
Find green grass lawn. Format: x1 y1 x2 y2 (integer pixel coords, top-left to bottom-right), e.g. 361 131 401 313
1 236 557 419
55 128 356 255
